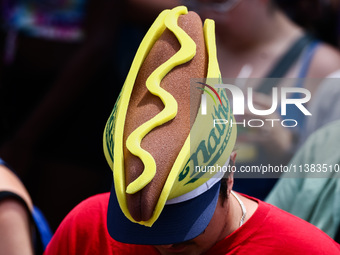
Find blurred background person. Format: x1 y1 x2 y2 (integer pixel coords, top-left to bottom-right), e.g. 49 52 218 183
183 0 340 200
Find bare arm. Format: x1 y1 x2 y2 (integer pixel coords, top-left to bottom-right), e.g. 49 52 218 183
0 200 34 255
0 165 34 255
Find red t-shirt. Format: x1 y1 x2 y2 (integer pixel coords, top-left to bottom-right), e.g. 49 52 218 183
44 193 340 255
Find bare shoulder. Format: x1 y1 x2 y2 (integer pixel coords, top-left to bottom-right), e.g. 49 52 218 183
0 165 33 210
308 43 340 78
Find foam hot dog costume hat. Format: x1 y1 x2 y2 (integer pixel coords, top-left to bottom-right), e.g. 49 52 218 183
104 6 236 245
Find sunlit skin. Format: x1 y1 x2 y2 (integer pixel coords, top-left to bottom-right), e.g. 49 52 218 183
195 0 281 51
153 153 259 255
197 0 307 78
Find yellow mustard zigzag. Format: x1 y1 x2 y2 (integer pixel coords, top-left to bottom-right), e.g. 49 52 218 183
111 8 170 227
125 6 196 194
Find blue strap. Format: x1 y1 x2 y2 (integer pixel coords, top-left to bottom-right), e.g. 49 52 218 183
0 158 9 168
257 34 314 94
297 40 320 80
284 40 320 131
32 206 53 249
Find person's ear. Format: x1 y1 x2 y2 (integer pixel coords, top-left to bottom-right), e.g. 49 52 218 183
230 151 237 165
226 152 236 195
227 170 234 195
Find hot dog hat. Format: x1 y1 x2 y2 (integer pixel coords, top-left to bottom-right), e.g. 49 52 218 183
103 6 236 245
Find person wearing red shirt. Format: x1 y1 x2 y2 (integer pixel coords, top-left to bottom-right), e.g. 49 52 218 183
45 6 340 255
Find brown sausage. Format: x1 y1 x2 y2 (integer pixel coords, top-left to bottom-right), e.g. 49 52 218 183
123 11 207 221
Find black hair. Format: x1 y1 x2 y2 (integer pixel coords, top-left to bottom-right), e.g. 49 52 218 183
219 177 229 203
219 159 234 203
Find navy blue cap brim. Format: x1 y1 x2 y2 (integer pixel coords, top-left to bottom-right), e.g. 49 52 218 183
107 180 221 245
